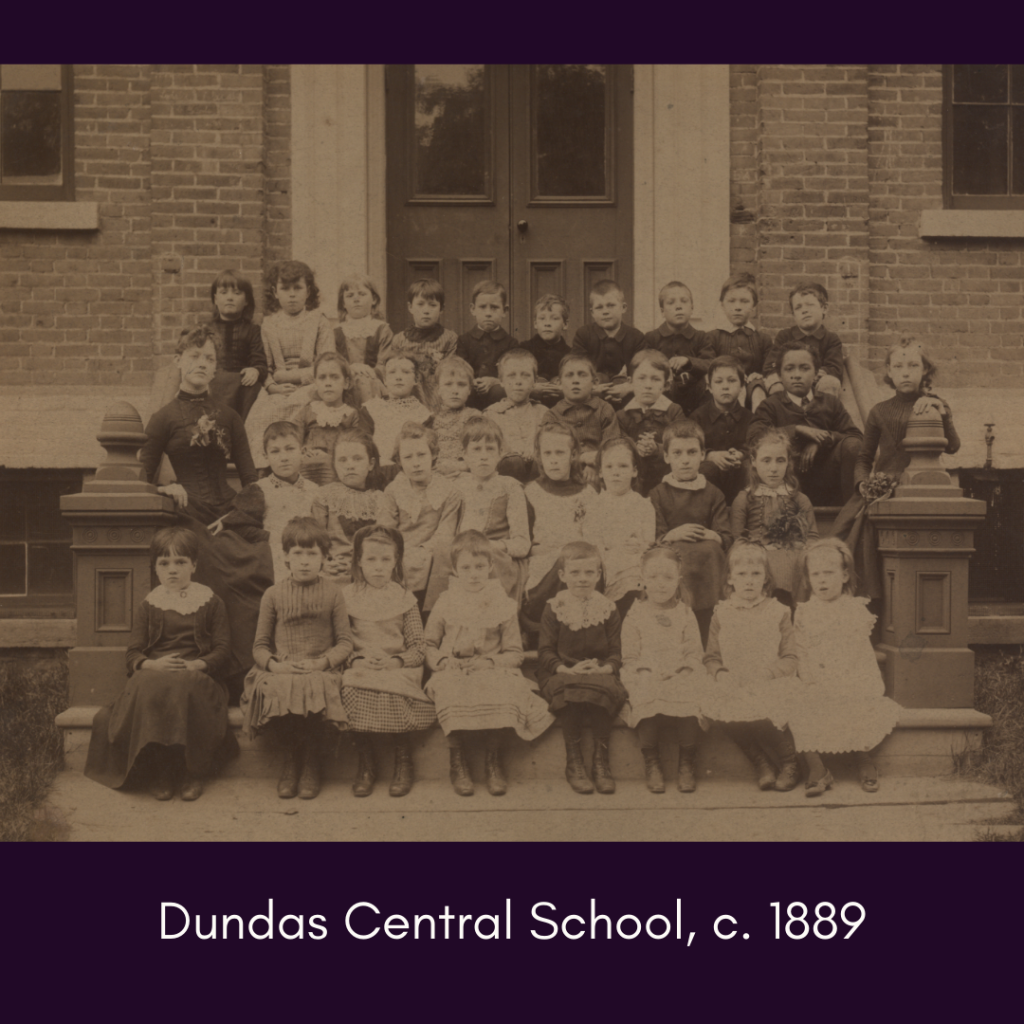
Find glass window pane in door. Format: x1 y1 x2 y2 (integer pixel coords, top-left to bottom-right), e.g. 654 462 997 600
952 105 1008 195
952 65 1007 104
413 65 488 197
534 65 608 198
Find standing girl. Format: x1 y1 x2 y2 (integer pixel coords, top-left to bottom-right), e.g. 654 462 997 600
359 355 432 471
84 527 237 801
334 272 391 403
206 268 267 421
730 427 817 604
537 541 627 795
242 518 353 800
621 546 709 793
588 436 656 618
833 337 960 598
378 422 463 612
425 530 554 797
312 430 387 585
702 541 803 792
788 538 901 796
292 352 362 485
426 355 478 478
452 416 531 602
342 526 435 798
521 421 598 632
245 260 337 467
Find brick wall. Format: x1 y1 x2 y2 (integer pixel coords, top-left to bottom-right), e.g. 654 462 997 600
0 64 292 386
731 63 1024 388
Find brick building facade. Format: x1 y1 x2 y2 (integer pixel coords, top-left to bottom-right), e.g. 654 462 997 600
1 63 1021 625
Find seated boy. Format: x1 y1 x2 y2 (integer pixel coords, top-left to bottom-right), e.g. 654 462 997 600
763 281 844 399
541 353 620 485
748 338 862 506
648 419 731 644
616 350 684 497
486 348 546 484
700 273 773 409
689 355 751 504
641 280 709 415
570 279 646 408
455 280 515 409
522 294 571 408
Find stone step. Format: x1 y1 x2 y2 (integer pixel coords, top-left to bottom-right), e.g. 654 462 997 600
58 703 992 785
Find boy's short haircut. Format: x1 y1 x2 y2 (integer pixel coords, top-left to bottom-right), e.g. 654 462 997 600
558 352 597 379
534 293 570 323
629 348 670 381
281 516 331 556
210 269 255 319
396 421 440 461
788 281 828 310
707 354 746 384
471 280 508 308
558 540 602 568
497 348 538 377
882 335 937 391
435 354 475 386
589 278 624 303
658 280 692 307
337 273 382 319
313 350 351 379
461 414 504 451
451 529 494 568
407 278 445 309
175 323 220 357
263 420 303 451
151 526 200 566
776 337 821 370
661 418 705 452
719 272 758 306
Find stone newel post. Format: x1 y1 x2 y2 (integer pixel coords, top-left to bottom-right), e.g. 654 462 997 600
60 402 177 705
869 408 986 708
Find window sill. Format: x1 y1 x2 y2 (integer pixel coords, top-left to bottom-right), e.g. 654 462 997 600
0 619 76 648
0 201 98 230
919 209 1024 238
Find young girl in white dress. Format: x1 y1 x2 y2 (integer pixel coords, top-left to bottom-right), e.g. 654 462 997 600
242 518 353 800
702 541 803 792
333 272 390 403
621 546 709 793
341 526 435 798
425 530 554 797
788 538 901 796
588 437 656 618
291 352 362 485
359 355 432 472
730 427 817 605
245 260 336 467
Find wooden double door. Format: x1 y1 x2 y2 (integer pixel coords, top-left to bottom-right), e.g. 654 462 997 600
385 65 634 339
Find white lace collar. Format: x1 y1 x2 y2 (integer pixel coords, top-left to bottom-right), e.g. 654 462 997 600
623 392 672 413
144 582 215 614
310 400 356 427
550 589 616 630
661 473 707 492
440 578 517 629
751 483 794 497
342 581 417 621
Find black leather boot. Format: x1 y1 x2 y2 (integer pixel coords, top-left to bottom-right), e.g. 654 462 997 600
389 735 414 797
564 734 594 794
352 734 376 797
592 737 616 795
677 744 698 793
641 747 665 793
485 748 507 796
742 743 777 791
449 743 474 796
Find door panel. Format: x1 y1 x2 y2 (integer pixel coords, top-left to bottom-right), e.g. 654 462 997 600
386 65 631 341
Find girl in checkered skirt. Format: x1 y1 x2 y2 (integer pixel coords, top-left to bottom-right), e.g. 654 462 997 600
341 526 435 798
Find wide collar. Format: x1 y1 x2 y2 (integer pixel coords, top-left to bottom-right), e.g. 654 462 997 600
550 588 616 630
309 400 356 427
661 473 707 492
623 392 672 413
752 483 794 497
658 321 697 340
343 580 416 621
145 582 215 614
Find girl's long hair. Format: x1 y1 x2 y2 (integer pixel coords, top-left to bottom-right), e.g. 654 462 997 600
263 260 320 313
744 427 801 494
596 436 641 493
350 525 405 587
800 537 857 596
638 544 684 603
333 429 388 491
723 540 775 600
534 420 585 485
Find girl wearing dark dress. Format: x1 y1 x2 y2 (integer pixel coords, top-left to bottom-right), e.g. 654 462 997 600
139 324 273 695
537 540 627 796
84 528 238 800
206 269 267 422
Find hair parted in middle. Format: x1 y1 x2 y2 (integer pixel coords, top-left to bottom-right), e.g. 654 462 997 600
175 323 221 358
639 544 685 601
450 529 494 568
264 260 320 312
596 435 641 490
745 426 800 493
882 334 937 392
313 350 352 381
333 428 387 489
534 420 584 484
725 539 775 599
281 516 332 556
800 536 857 596
350 524 406 587
337 273 383 320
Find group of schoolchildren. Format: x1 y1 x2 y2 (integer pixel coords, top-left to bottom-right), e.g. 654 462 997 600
85 258 963 812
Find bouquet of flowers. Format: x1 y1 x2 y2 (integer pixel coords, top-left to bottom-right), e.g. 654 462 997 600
861 471 898 504
762 503 808 549
189 413 231 459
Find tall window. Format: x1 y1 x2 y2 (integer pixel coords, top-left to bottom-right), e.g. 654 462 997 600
944 65 1024 209
0 64 74 201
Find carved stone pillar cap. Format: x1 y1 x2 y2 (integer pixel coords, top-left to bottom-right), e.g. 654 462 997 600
96 400 147 448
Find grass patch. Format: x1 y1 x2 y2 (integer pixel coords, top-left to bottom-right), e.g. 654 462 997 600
0 651 68 842
971 646 1024 840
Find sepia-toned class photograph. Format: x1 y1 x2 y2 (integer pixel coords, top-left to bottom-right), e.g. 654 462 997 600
1 63 1021 842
